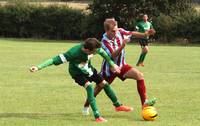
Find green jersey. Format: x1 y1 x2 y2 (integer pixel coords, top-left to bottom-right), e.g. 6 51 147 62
136 21 153 33
44 44 115 78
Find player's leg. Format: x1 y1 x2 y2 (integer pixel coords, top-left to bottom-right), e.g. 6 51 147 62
136 39 148 66
83 71 115 109
93 69 133 112
98 80 133 112
84 82 107 122
136 39 145 66
83 85 103 109
120 65 156 108
140 45 149 65
83 69 132 112
73 74 106 122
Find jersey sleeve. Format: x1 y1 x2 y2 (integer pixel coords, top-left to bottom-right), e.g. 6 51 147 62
52 47 77 65
150 22 154 29
135 23 140 31
96 48 115 67
36 47 78 70
37 58 54 70
118 28 132 36
135 26 139 31
36 53 67 70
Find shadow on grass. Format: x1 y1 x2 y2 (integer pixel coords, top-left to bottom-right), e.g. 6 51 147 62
0 113 83 121
0 112 146 122
104 113 145 122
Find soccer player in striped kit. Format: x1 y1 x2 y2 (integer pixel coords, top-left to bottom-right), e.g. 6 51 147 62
82 18 156 115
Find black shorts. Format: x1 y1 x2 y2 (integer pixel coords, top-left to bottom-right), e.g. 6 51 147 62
139 39 148 47
72 69 104 86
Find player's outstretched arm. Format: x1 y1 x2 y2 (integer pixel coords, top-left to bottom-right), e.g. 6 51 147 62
29 53 69 72
30 58 54 72
132 29 155 39
132 31 148 38
97 48 120 74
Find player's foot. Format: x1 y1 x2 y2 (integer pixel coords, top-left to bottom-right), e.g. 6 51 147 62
115 105 133 112
142 98 157 109
140 62 144 67
82 107 90 115
95 117 107 123
136 62 144 67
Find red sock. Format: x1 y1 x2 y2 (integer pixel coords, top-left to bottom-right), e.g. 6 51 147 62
137 79 147 105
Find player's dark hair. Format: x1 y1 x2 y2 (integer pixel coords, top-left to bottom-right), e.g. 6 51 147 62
83 38 101 51
136 13 144 22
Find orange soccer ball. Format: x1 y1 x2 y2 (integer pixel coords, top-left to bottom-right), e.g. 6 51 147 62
142 106 158 121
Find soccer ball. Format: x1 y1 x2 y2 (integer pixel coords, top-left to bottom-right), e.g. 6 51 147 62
142 106 158 121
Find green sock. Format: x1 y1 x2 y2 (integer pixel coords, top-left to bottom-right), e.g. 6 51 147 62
86 85 100 118
141 52 147 62
137 53 144 64
103 83 121 107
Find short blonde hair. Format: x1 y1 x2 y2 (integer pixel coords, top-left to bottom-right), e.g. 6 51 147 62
104 18 117 31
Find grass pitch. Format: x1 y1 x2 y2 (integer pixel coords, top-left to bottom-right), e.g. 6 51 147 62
0 38 200 126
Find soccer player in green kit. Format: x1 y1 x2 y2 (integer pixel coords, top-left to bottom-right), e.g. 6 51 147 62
30 38 133 123
136 14 156 66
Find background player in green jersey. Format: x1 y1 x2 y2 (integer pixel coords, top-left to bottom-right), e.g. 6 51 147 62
135 14 156 66
30 38 133 123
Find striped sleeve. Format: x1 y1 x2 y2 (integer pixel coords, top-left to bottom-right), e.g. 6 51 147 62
102 39 113 56
118 28 132 36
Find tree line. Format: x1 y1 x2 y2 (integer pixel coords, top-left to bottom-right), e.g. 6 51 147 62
0 0 199 43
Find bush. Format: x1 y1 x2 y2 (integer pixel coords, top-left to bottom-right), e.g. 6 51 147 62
153 13 175 42
81 0 198 42
0 0 199 42
153 10 200 43
0 3 85 39
172 10 200 42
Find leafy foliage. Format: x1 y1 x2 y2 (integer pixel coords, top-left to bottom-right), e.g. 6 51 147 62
0 3 85 39
83 0 199 42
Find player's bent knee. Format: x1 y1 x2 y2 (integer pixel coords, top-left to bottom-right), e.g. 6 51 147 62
143 47 148 53
142 49 147 53
137 72 144 80
84 81 91 88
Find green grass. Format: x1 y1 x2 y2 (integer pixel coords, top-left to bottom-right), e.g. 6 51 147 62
0 38 200 126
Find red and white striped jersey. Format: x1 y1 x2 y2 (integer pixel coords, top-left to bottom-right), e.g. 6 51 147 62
101 28 132 77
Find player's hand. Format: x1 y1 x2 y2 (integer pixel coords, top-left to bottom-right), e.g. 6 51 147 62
30 66 38 72
110 64 121 74
123 38 131 44
147 29 156 36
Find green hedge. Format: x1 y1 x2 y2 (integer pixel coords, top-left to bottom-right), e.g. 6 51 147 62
0 2 199 42
0 4 85 39
153 10 200 42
